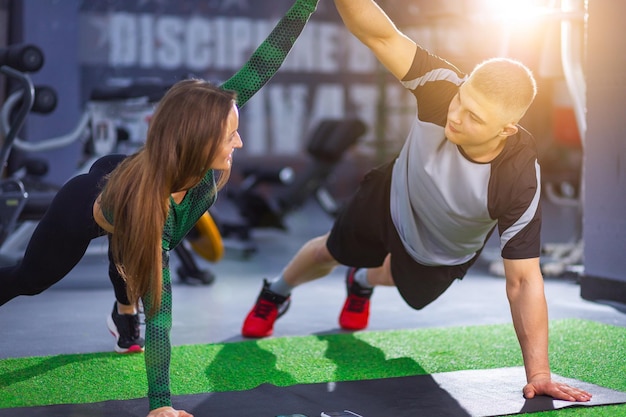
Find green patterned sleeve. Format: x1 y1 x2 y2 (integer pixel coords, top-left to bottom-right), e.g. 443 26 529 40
142 1 318 410
143 252 174 410
221 0 319 108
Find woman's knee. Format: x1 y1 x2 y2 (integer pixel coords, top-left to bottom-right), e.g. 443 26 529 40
89 154 126 174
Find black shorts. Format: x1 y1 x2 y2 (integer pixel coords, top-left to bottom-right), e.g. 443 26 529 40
326 160 479 310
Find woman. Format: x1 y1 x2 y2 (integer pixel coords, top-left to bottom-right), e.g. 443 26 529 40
0 1 318 416
99 81 241 417
0 79 237 417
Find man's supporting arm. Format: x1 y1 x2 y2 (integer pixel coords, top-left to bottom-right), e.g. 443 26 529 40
504 257 591 402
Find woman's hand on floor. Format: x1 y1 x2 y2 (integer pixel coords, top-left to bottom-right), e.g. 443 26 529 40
147 406 193 417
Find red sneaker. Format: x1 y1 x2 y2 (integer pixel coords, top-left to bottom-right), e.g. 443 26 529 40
339 268 373 330
242 279 291 338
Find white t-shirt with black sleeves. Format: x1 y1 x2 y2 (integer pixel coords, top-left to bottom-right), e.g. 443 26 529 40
390 46 542 267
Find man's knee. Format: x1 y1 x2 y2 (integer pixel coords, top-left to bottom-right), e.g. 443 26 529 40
404 296 434 310
312 234 337 265
398 285 449 310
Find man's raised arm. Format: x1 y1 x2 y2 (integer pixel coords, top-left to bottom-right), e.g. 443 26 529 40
333 0 416 80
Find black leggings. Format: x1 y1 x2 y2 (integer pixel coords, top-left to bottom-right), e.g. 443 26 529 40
0 155 129 306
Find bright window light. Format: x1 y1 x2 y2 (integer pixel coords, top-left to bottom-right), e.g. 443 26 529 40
478 0 553 23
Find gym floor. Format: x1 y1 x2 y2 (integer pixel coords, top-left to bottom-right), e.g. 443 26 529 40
0 196 624 360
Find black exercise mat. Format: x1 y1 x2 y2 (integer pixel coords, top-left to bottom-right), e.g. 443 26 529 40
2 367 625 417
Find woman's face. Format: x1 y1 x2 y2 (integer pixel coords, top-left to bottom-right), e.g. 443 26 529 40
211 104 242 170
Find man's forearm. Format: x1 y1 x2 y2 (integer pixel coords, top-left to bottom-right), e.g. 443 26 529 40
507 274 551 383
334 0 400 45
333 0 416 80
505 260 592 401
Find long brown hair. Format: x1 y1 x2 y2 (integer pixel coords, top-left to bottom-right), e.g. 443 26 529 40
101 79 236 312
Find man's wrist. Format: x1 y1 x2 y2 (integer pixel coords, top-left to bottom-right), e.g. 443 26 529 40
526 371 551 384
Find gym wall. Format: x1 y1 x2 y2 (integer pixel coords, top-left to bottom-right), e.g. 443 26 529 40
580 0 626 306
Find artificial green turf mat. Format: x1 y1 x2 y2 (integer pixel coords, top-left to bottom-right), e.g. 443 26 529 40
1 318 624 416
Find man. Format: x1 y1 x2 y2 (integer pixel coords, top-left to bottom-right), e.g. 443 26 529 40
242 0 591 402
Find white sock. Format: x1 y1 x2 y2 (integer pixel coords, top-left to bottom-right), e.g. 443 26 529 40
354 268 373 288
268 275 294 297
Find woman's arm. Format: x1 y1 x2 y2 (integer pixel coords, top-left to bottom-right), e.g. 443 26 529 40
221 0 318 107
143 254 175 411
140 1 319 412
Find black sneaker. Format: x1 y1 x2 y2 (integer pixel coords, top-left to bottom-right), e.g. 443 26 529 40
107 302 145 353
241 279 291 338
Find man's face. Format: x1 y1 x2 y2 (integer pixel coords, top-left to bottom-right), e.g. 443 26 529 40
444 81 512 148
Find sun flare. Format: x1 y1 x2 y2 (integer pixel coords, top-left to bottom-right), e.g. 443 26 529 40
479 0 553 23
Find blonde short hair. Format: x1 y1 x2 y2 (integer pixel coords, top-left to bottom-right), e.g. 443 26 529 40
468 58 537 122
